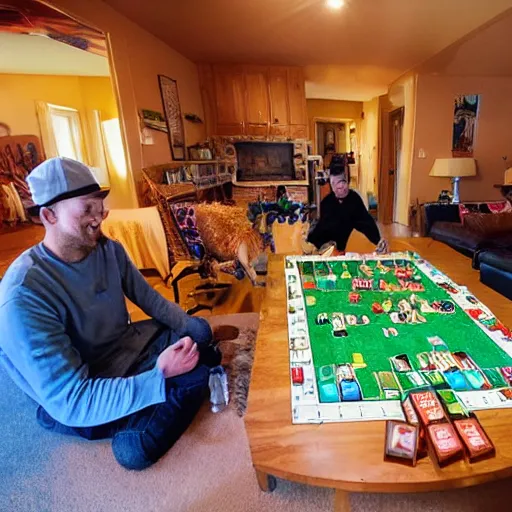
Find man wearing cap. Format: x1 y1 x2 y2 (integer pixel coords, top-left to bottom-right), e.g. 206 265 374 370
0 157 221 470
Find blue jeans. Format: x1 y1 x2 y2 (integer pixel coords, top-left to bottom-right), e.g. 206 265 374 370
39 318 221 470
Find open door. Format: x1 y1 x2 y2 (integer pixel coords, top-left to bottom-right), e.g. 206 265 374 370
379 107 404 224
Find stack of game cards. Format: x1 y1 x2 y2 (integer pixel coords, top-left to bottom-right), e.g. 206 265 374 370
384 420 420 466
402 396 428 459
409 390 465 467
437 389 495 463
453 417 495 462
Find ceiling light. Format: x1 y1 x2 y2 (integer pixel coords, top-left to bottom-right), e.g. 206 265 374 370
326 0 345 9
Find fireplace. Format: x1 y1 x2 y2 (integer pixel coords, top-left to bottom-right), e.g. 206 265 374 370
235 141 295 182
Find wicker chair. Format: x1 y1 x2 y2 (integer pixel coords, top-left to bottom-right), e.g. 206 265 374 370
142 167 242 315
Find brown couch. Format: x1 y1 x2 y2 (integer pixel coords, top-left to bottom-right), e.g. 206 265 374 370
424 202 512 268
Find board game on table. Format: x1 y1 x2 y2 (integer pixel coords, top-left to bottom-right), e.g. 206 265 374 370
285 251 512 425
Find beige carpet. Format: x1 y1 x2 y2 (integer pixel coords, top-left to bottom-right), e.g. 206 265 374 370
3 315 512 510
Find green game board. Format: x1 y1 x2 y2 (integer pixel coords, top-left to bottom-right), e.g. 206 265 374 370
286 252 512 424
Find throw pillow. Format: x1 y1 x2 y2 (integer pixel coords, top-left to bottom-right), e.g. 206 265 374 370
463 212 512 237
171 202 206 260
458 203 471 223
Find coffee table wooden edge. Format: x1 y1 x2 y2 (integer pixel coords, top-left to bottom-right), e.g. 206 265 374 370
252 462 512 494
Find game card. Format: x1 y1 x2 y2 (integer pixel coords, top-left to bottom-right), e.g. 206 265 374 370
453 417 495 462
384 421 419 466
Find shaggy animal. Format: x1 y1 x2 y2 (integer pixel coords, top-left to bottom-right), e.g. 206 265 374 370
195 202 262 284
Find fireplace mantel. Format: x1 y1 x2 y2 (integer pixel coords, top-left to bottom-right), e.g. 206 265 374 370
212 136 309 186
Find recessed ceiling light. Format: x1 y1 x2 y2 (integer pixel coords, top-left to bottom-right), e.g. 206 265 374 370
326 0 345 9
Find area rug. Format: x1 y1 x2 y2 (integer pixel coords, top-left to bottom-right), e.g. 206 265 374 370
224 326 257 416
209 313 258 416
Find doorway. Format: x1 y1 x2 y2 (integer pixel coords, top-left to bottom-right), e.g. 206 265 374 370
0 0 127 237
314 118 359 202
379 107 404 224
0 0 130 270
316 121 348 168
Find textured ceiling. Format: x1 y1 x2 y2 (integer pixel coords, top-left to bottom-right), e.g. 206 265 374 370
0 32 109 76
102 0 512 100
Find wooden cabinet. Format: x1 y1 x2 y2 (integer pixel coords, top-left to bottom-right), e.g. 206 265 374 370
245 66 269 125
287 67 308 137
213 65 246 135
199 64 308 139
268 67 289 137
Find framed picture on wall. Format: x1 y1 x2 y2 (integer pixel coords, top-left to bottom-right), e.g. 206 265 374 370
158 75 186 160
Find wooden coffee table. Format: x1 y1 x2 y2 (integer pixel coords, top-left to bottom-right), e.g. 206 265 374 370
244 238 512 511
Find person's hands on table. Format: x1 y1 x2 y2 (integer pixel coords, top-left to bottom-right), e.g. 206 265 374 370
156 336 199 378
375 238 389 254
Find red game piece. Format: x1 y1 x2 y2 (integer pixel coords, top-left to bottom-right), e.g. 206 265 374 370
291 367 304 385
410 391 446 426
453 417 495 463
372 302 384 314
427 422 464 467
467 308 484 320
349 292 361 304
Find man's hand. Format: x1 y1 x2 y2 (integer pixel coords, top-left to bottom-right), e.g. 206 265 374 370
375 238 389 255
156 336 199 379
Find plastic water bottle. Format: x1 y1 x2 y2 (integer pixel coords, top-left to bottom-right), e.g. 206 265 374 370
209 366 229 413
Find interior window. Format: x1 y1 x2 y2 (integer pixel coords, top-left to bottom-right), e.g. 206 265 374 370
49 105 83 161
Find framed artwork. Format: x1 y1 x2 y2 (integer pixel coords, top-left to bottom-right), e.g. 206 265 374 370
158 75 186 160
139 109 168 133
452 94 480 158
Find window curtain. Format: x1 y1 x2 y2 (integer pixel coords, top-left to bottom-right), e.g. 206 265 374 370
35 101 58 159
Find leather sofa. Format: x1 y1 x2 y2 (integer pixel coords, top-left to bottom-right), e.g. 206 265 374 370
423 202 512 268
423 202 512 300
479 249 512 301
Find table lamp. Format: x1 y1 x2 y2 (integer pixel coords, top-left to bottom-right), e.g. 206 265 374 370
429 158 476 204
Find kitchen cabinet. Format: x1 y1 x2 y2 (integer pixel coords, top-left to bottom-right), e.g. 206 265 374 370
213 65 246 135
199 64 308 139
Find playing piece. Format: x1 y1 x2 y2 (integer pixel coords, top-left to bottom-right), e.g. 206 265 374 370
384 421 419 466
382 299 393 313
337 364 355 380
345 315 357 326
410 391 446 425
291 366 305 385
391 354 412 372
372 302 384 314
427 422 464 467
340 379 361 401
453 417 495 462
305 295 316 306
352 353 367 369
437 389 469 417
349 291 361 303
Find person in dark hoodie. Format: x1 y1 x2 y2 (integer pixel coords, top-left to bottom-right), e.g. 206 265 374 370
308 154 388 253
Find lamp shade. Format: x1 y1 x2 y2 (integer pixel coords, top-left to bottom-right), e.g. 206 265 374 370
429 158 476 178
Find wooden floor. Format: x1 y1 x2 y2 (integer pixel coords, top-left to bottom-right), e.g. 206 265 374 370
0 224 44 277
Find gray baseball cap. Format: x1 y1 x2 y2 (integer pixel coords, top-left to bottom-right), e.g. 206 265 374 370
27 157 109 208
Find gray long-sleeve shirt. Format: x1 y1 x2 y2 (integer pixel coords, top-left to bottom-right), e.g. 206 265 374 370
0 237 190 427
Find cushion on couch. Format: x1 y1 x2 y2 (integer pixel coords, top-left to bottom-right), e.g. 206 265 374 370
430 221 486 253
463 212 512 237
479 249 512 274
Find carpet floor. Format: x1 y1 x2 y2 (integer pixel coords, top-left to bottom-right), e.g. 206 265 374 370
3 295 512 510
